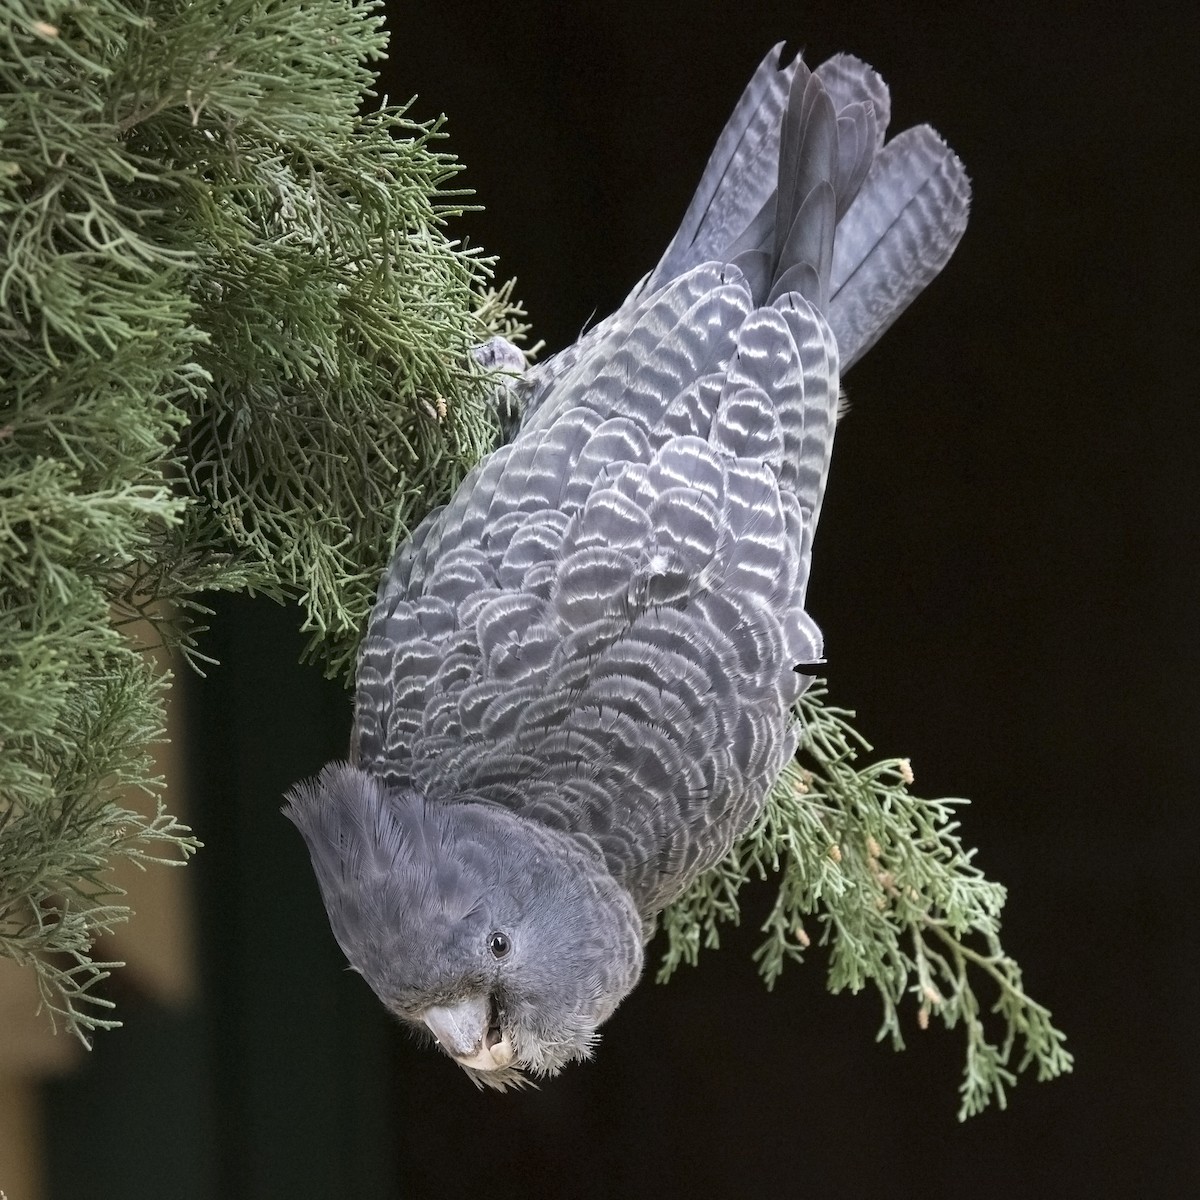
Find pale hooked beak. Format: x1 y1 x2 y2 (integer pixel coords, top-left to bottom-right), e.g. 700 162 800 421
423 997 515 1071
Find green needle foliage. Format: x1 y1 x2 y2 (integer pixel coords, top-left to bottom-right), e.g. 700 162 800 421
1 0 522 1038
660 686 1073 1119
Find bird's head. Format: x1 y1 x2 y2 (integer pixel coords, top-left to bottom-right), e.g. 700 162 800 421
284 763 645 1087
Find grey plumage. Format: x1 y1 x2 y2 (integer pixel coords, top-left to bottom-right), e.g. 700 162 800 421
286 45 970 1087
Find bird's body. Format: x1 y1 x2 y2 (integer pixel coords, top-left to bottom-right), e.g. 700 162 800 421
286 45 970 1087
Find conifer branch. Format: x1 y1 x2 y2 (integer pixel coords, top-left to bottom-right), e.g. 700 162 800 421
659 686 1073 1118
1 0 522 1038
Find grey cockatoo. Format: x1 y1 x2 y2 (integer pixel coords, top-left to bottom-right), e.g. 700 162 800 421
285 45 970 1087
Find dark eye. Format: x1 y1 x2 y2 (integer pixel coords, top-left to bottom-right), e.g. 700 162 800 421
488 931 511 959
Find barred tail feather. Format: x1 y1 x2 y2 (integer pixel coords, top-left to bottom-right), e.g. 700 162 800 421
828 125 971 369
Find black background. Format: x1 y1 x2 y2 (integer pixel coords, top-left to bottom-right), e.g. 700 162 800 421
44 2 1196 1197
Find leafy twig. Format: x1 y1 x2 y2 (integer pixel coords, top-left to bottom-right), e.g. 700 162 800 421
660 684 1072 1119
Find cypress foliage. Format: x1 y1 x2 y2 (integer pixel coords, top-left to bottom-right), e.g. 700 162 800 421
661 690 1074 1119
0 0 522 1037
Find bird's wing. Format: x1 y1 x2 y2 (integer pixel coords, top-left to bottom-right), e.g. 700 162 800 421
355 253 837 907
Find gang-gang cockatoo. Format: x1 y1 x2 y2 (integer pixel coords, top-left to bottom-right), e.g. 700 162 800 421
286 44 970 1087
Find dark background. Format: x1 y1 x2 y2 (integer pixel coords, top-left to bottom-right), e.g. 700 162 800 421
45 1 1196 1197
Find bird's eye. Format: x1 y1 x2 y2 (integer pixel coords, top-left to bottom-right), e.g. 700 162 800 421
488 931 511 959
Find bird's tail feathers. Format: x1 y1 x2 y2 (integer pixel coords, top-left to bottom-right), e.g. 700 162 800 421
828 125 970 369
646 43 799 292
646 47 969 369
